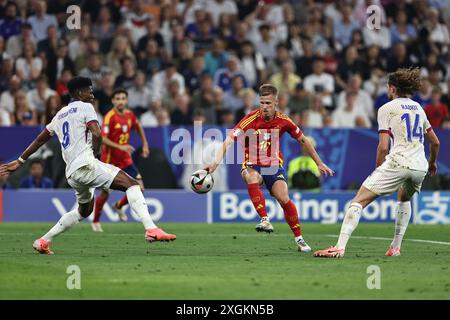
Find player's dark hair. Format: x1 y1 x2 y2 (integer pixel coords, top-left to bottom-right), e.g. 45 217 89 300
259 84 278 97
111 88 128 99
67 77 92 96
388 67 421 97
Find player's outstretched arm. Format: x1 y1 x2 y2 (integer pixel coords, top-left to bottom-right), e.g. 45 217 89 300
204 136 234 174
0 129 52 176
87 121 103 157
375 132 390 168
425 129 440 176
297 135 334 177
136 121 149 158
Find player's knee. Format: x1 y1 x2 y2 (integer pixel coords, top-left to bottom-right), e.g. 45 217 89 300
276 195 290 205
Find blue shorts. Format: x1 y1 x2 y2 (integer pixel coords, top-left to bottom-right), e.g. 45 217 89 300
242 165 287 191
123 164 141 179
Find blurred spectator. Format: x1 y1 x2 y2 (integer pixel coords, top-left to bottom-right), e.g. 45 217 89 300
171 93 193 125
138 39 163 78
335 46 366 91
220 108 235 127
385 0 416 25
0 2 21 40
0 105 10 126
413 77 432 108
152 61 185 101
303 58 335 110
123 0 153 46
162 79 181 112
333 4 359 51
267 43 293 76
254 23 277 60
36 25 58 57
6 22 34 59
114 56 137 90
295 38 316 79
68 24 91 62
288 83 312 114
27 75 56 121
277 92 290 115
302 95 328 128
333 91 370 128
190 73 217 124
228 20 250 52
137 17 164 57
27 0 58 42
74 35 102 73
425 87 449 128
128 71 152 117
46 39 74 89
92 5 116 50
12 90 37 126
337 74 374 121
186 7 209 39
0 74 21 114
285 22 303 59
79 53 111 89
235 88 257 120
224 75 245 111
362 21 391 50
192 17 216 52
106 35 136 77
43 94 61 125
348 29 366 55
184 53 206 93
176 0 204 27
0 54 14 92
15 42 43 87
214 55 248 92
174 39 194 77
206 0 238 27
140 99 161 128
19 158 54 189
204 38 228 76
270 60 301 95
441 78 450 106
426 8 449 52
390 10 417 45
387 42 414 72
237 40 266 88
93 72 115 116
217 13 234 41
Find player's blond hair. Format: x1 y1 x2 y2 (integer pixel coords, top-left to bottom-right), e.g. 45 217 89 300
388 67 421 96
259 84 278 97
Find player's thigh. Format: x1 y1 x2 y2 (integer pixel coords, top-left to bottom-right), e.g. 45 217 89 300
270 180 290 205
362 166 405 200
241 167 263 185
398 170 427 202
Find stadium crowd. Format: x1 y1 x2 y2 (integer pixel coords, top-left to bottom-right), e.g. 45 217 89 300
0 0 450 130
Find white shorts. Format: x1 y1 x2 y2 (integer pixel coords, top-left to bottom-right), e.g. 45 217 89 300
362 165 427 196
67 159 121 204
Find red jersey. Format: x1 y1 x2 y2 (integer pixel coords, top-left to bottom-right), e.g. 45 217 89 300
425 103 449 128
230 110 303 167
100 108 138 169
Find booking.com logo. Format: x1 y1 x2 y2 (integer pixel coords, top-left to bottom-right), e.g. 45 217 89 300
169 122 283 175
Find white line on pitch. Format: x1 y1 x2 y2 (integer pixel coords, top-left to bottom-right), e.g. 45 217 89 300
323 234 450 246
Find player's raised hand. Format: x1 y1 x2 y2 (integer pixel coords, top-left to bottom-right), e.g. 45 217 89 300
141 144 150 158
318 163 334 177
0 160 22 176
428 161 438 176
120 144 135 155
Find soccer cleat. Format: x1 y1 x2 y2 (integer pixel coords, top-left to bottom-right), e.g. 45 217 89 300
255 217 274 233
33 238 54 255
385 245 401 257
113 201 128 222
296 237 312 252
145 228 177 242
313 246 345 258
91 222 104 232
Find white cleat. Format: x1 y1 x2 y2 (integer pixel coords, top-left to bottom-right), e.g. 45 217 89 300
91 222 104 233
296 237 312 252
255 217 274 233
114 201 128 222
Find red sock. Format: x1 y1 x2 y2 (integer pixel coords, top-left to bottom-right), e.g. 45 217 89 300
117 196 128 209
93 194 107 223
282 200 302 237
247 183 267 218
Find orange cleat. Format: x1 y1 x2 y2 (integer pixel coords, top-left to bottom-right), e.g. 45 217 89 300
145 228 177 242
385 246 401 257
313 246 345 258
33 238 54 255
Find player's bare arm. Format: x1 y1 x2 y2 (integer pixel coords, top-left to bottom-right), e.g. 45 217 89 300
0 129 52 176
375 132 390 168
297 134 334 176
87 121 103 157
102 135 135 155
205 135 234 173
425 129 440 176
136 121 149 158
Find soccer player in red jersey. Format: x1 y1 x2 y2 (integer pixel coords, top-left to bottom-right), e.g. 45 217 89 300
205 84 334 252
92 89 149 232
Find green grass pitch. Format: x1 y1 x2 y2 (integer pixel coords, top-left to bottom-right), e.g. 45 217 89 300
1 222 450 299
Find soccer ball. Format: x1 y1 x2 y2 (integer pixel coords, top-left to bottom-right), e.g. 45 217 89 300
190 169 214 194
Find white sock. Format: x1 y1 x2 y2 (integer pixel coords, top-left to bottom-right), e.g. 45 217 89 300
336 202 363 250
295 235 304 242
391 201 411 249
126 185 156 229
42 209 83 242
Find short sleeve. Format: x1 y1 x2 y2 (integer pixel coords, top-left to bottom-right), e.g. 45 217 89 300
377 106 390 133
229 112 257 140
84 103 99 126
284 117 303 140
101 114 112 137
423 110 433 133
131 112 139 130
45 115 57 136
